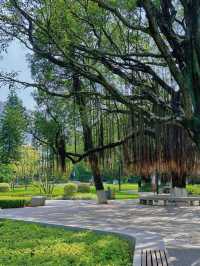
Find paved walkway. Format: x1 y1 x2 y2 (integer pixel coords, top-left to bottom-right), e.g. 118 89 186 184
1 200 200 265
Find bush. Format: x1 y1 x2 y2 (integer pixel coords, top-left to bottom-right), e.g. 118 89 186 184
0 183 10 192
0 164 14 183
138 183 152 192
77 183 90 193
64 183 78 197
0 198 29 209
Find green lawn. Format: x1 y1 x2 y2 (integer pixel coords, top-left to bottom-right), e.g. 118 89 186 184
187 184 200 195
92 183 138 192
3 182 200 203
0 220 133 266
0 183 139 200
0 185 65 198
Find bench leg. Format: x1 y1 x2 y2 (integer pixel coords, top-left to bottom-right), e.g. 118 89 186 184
190 201 194 206
140 199 147 205
164 200 167 206
148 200 153 205
168 200 175 206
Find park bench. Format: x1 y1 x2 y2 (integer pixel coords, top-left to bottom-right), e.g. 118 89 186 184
141 249 169 266
140 195 200 206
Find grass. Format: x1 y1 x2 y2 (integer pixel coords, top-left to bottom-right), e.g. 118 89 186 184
91 183 138 192
0 185 64 198
0 219 133 266
187 184 200 195
0 183 139 200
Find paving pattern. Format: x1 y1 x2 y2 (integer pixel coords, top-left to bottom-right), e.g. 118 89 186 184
0 199 200 266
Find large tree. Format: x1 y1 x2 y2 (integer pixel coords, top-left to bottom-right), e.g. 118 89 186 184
1 0 200 189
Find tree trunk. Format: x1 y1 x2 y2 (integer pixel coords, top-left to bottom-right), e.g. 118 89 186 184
73 74 106 203
57 135 66 173
89 153 104 190
171 171 186 188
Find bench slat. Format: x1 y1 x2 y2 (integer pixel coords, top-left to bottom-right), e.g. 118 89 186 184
150 250 157 266
141 249 168 266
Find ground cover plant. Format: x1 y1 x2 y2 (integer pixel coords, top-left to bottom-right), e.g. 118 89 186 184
0 219 133 266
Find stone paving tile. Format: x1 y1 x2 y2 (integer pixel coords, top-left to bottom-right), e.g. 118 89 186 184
0 199 200 265
168 248 200 266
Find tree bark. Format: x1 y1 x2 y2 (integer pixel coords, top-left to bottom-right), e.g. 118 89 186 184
57 135 66 173
89 153 104 190
171 171 186 188
72 74 106 202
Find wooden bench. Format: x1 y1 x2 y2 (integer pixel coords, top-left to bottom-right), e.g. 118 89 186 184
141 249 169 266
140 195 200 206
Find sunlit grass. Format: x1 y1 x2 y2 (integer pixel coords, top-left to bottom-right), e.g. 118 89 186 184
187 184 200 195
0 219 133 266
0 183 139 200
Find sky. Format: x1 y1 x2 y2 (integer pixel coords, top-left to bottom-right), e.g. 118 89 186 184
0 41 35 110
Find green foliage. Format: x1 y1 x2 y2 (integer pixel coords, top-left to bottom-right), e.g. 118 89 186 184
64 183 78 197
108 0 137 10
187 184 200 195
0 164 14 183
32 111 59 147
0 198 29 208
0 220 133 266
138 183 152 192
53 171 69 183
72 162 92 182
77 183 90 193
36 177 55 196
0 183 10 192
153 0 161 7
31 94 75 175
14 146 39 180
0 90 27 163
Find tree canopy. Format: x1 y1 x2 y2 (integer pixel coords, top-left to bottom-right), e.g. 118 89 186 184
1 0 200 194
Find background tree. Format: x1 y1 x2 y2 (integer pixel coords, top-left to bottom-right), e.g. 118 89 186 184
0 89 27 163
14 145 39 188
30 89 76 175
0 163 14 183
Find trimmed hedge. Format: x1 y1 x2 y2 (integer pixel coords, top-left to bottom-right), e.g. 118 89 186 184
64 183 78 197
77 183 90 193
0 183 10 192
0 198 29 209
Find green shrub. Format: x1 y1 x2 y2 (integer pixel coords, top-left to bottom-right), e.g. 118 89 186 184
0 198 29 209
0 183 10 192
77 183 90 193
0 164 14 183
138 183 152 192
64 183 78 197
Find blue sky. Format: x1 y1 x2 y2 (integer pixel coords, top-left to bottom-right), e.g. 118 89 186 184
0 41 35 110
